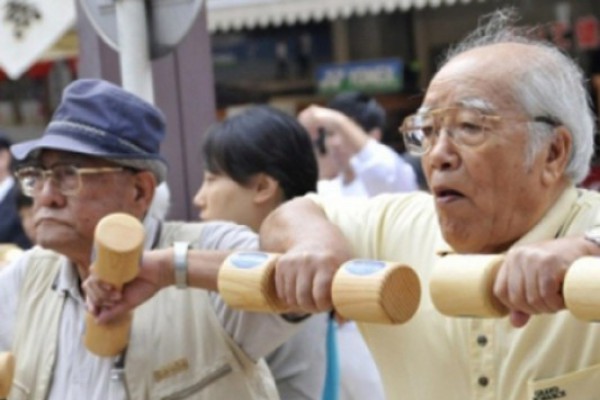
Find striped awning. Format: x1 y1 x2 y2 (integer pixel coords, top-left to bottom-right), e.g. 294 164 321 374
207 0 485 32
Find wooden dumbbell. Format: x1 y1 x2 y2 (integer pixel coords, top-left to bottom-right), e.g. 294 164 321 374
431 254 600 321
84 213 144 357
219 252 421 324
429 254 508 318
564 256 600 321
0 352 14 399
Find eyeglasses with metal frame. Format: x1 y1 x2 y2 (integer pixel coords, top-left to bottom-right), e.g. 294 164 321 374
399 107 559 156
15 164 126 197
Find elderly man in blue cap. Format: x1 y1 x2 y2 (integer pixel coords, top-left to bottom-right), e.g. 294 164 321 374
0 79 304 400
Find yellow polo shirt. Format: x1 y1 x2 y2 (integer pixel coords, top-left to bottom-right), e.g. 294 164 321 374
313 186 600 400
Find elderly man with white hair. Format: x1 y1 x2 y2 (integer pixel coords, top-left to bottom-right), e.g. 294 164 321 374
258 9 600 400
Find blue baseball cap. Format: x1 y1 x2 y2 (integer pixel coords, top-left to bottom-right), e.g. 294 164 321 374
11 79 168 182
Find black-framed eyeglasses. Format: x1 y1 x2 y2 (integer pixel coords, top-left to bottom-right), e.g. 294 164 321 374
398 107 560 156
15 164 125 197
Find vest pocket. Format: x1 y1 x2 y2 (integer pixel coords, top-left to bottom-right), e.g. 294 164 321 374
527 363 600 400
159 364 233 400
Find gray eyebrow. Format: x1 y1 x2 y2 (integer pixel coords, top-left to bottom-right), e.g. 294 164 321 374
459 98 496 113
417 98 497 114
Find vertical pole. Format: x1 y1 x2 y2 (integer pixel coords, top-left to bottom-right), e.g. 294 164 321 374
153 4 216 220
115 0 154 103
77 1 215 220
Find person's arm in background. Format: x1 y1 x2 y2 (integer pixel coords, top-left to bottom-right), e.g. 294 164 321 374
298 105 358 182
351 139 418 195
298 105 368 156
298 105 418 194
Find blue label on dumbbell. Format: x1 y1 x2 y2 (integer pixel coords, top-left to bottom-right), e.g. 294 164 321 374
230 252 269 269
344 260 385 275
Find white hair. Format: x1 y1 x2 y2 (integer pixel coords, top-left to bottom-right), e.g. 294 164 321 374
442 8 596 183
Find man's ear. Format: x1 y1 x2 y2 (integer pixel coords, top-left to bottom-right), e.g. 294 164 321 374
541 126 572 186
132 171 157 214
252 173 283 205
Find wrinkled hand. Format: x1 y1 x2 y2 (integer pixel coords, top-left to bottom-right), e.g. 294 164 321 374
83 249 171 324
274 247 348 313
493 236 593 328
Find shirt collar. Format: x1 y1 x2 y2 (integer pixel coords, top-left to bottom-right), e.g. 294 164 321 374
52 257 84 303
511 186 578 247
435 186 578 256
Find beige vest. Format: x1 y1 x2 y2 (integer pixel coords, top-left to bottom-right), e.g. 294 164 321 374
10 222 278 400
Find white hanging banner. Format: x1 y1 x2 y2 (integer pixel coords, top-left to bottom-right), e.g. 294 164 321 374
0 0 75 79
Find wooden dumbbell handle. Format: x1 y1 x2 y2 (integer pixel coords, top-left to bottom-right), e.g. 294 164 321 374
84 213 144 357
0 352 14 399
218 252 288 313
564 257 600 321
219 252 421 324
332 259 421 324
430 254 508 318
